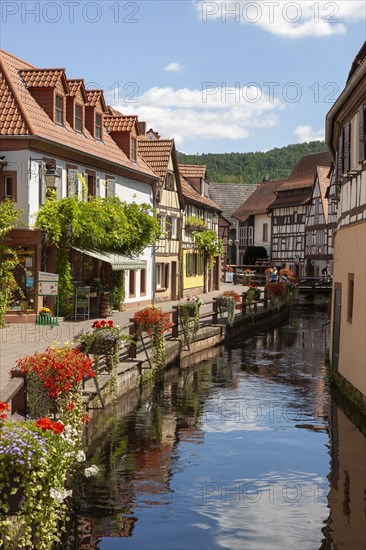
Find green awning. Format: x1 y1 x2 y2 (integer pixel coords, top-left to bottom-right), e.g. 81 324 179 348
72 247 146 271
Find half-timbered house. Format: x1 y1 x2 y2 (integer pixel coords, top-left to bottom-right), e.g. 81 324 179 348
209 183 255 265
326 41 366 405
268 151 331 275
304 165 332 275
234 179 283 264
138 134 184 302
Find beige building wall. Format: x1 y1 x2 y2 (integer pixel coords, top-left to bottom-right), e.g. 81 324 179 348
331 221 366 396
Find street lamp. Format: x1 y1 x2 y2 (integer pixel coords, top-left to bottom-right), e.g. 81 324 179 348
45 166 60 189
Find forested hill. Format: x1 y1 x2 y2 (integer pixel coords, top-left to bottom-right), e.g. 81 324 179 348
177 141 329 184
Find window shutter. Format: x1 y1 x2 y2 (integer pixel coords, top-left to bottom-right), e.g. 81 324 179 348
343 122 351 174
338 133 344 178
39 162 46 205
166 216 172 238
186 253 189 277
358 105 366 163
164 263 170 288
106 178 115 198
67 169 78 197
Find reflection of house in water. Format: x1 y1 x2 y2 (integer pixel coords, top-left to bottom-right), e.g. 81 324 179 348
323 404 366 549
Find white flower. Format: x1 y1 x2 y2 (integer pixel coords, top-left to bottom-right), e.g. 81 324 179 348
50 488 73 503
76 450 86 463
84 465 99 478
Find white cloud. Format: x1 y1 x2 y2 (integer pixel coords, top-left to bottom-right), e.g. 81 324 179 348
294 125 325 143
113 85 284 146
164 62 184 73
196 1 365 38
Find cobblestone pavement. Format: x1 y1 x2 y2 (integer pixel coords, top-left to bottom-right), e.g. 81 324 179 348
0 283 247 397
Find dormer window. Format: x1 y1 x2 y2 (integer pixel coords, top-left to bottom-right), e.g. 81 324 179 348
55 95 64 125
95 114 102 140
131 138 137 161
75 105 83 132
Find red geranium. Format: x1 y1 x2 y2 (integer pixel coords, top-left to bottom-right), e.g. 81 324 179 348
134 306 172 336
221 290 241 304
0 401 10 419
35 417 64 434
17 347 95 400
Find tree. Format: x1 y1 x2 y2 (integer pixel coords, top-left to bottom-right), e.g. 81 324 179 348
0 200 22 327
36 195 159 317
192 230 223 293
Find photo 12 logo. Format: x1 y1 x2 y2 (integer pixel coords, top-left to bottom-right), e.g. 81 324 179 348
1 1 140 24
201 1 340 25
202 81 340 104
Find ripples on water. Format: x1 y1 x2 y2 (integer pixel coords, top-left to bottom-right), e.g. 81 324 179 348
76 307 366 550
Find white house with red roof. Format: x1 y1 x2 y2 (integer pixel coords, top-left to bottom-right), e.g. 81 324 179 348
0 49 159 320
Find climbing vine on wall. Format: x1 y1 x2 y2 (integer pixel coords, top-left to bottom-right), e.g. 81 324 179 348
36 196 159 316
192 230 223 267
0 200 22 327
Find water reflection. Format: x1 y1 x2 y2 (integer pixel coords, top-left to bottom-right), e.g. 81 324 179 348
74 308 366 550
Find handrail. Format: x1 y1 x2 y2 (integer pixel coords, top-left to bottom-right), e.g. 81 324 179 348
126 287 283 359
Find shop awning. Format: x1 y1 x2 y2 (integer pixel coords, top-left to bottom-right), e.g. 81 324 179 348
72 247 146 271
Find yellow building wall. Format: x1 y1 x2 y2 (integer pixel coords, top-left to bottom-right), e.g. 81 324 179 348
183 249 204 291
331 222 366 396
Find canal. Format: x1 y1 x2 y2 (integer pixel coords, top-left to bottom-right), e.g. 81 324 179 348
79 305 366 549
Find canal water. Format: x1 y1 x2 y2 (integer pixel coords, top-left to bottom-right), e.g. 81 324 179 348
79 305 366 550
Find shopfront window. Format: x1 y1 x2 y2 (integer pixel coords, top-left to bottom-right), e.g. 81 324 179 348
9 247 36 311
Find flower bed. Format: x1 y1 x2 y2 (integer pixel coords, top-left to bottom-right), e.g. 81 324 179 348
0 401 99 549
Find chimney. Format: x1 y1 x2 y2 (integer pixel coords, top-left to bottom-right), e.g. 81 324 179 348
262 175 270 182
138 121 146 135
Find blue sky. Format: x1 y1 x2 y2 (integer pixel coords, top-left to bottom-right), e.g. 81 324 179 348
1 1 365 153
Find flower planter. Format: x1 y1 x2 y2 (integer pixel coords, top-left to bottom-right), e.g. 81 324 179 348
36 314 58 326
2 477 25 515
89 338 118 357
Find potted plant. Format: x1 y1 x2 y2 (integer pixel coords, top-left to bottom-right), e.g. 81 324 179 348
133 306 172 371
264 282 286 305
16 346 95 431
217 292 238 326
246 284 261 304
179 296 203 344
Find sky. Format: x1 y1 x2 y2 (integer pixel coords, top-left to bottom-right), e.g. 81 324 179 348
1 1 365 154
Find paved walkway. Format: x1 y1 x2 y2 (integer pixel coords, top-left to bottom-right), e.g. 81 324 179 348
0 283 247 397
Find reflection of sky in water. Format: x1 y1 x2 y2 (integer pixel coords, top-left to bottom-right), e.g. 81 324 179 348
91 311 343 549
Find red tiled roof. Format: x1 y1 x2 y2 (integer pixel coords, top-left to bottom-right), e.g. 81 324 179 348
104 115 138 133
178 164 207 179
317 165 330 220
0 57 30 135
279 151 331 191
0 49 156 180
180 174 220 211
234 179 286 220
138 137 173 181
86 90 106 110
20 68 68 90
67 79 83 95
270 189 312 209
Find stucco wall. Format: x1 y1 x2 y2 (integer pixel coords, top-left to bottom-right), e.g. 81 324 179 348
331 222 366 396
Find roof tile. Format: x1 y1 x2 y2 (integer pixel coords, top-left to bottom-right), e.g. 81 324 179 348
0 49 156 179
180 174 220 211
137 138 173 181
104 115 138 133
20 68 66 89
178 164 207 179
